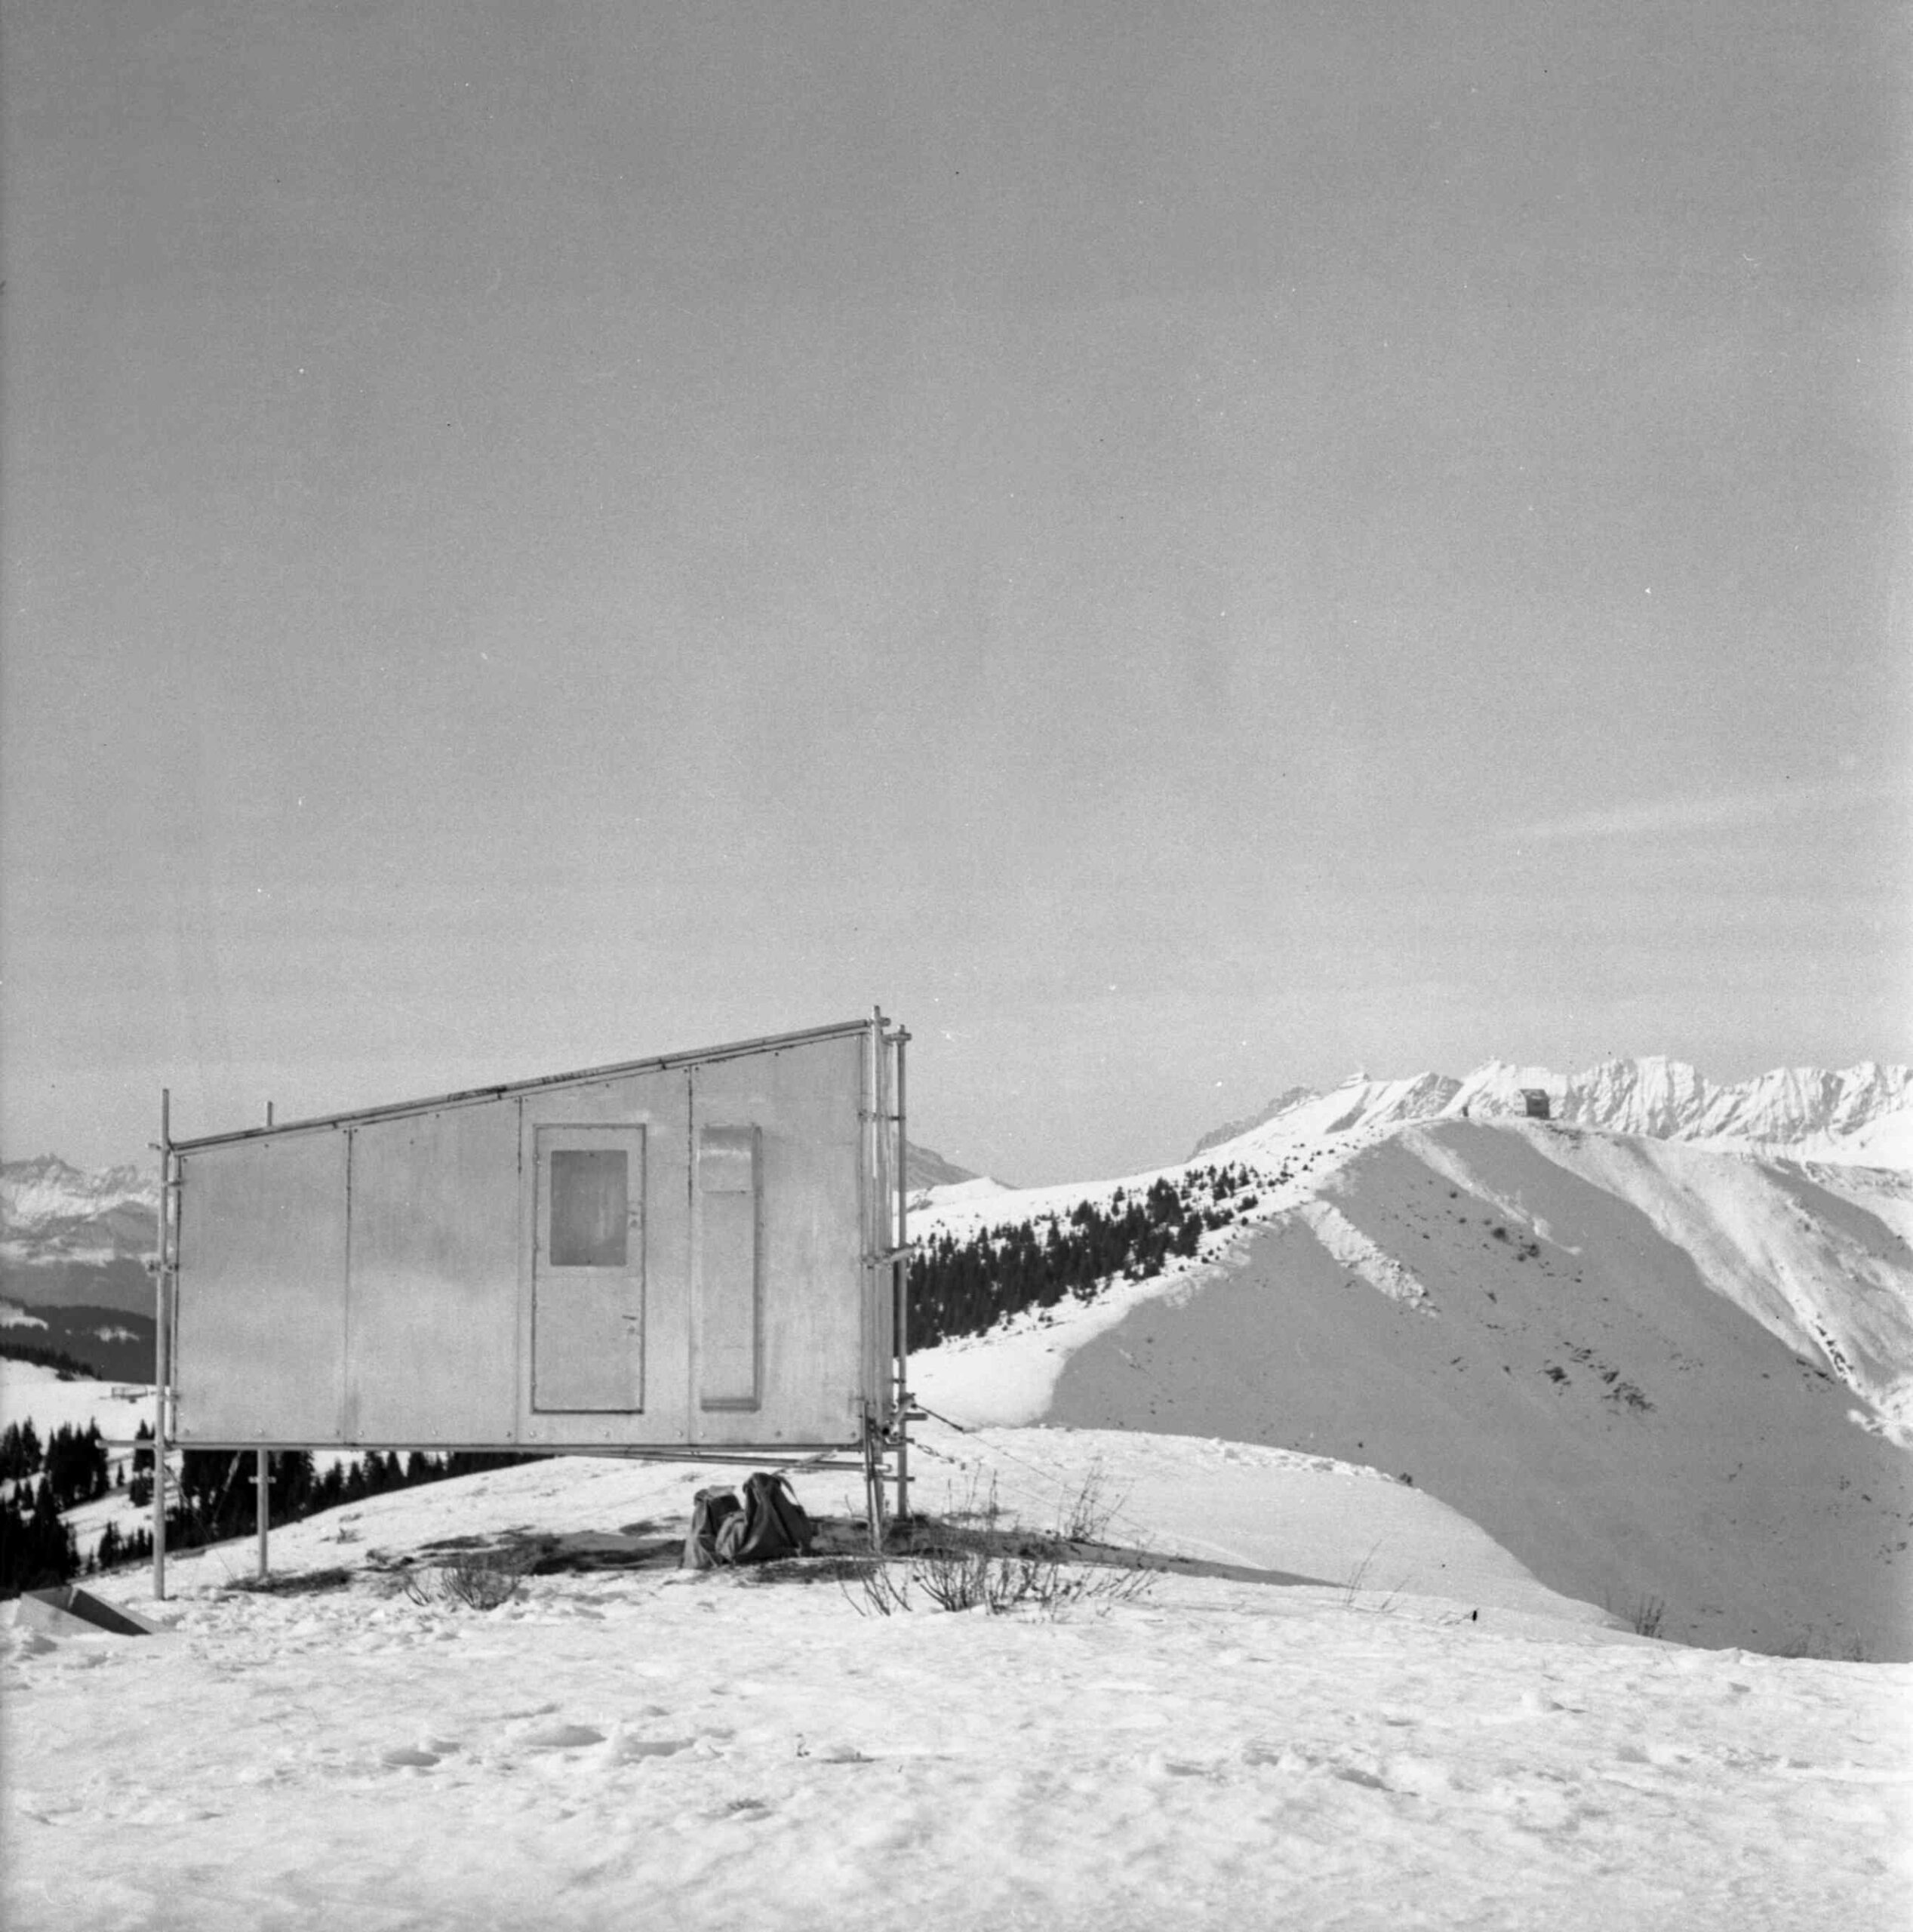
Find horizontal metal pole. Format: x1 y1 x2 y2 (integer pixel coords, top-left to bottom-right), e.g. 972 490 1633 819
171 1017 876 1151
127 1440 868 1460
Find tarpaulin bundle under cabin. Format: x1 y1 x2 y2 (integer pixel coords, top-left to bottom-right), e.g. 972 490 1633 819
145 1014 915 1592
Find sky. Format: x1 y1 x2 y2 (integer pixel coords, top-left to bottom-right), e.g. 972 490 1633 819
2 0 1908 1186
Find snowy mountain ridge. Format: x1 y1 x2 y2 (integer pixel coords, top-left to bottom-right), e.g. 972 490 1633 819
1 1155 158 1236
1 1155 161 1298
1192 1056 1913 1165
913 1108 1913 1657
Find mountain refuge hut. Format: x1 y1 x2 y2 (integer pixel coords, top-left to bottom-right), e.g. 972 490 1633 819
144 1015 915 1595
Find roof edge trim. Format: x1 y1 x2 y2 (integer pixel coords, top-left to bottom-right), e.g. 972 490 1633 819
170 1017 878 1152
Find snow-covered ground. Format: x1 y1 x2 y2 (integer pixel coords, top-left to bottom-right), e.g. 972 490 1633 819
0 1364 153 1560
0 1362 152 1443
5 1428 1910 1931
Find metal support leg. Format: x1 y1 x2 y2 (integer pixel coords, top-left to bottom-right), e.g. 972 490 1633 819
863 1417 886 1552
152 1090 171 1601
257 1450 269 1581
893 1026 912 1527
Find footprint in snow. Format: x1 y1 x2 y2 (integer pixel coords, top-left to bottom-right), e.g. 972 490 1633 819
521 1722 606 1750
619 1737 696 1761
1241 1743 1392 1790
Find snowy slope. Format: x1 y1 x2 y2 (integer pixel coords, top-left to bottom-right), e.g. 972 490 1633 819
1428 1124 1913 1426
4 1433 1907 1931
0 1363 156 1563
1192 1070 1461 1154
0 1361 151 1441
912 1117 1913 1659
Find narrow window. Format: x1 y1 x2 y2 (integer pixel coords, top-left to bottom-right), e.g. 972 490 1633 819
697 1127 759 1409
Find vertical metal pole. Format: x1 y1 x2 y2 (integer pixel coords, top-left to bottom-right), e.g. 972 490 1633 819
257 1102 272 1583
873 1422 888 1553
893 1026 912 1527
865 1011 886 1549
152 1089 171 1601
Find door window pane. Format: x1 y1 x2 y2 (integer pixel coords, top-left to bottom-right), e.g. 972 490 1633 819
549 1149 628 1267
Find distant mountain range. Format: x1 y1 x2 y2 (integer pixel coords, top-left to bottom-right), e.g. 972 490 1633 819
2 1152 161 1367
2 1153 159 1258
1191 1057 1913 1166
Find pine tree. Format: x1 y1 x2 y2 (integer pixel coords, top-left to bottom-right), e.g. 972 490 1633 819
20 1478 78 1592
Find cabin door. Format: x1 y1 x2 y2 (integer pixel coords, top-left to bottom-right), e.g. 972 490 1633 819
531 1124 646 1411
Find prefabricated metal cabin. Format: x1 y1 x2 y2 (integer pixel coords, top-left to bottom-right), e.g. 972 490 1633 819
149 1015 912 1592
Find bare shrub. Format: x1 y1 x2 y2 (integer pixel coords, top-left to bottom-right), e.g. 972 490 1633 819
1054 1458 1127 1547
844 1558 912 1617
845 1543 1155 1619
1339 1541 1381 1608
1629 1594 1667 1640
913 1543 1021 1614
935 1469 1007 1541
403 1547 536 1611
1337 1541 1410 1616
843 1463 1159 1620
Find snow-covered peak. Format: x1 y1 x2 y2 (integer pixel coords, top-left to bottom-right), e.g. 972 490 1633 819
910 1174 1014 1214
1 1155 158 1234
904 1140 1013 1194
1189 1086 1318 1156
1194 1057 1912 1166
1191 1072 1459 1157
1693 1063 1913 1147
1441 1057 1913 1156
1445 1055 1715 1138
